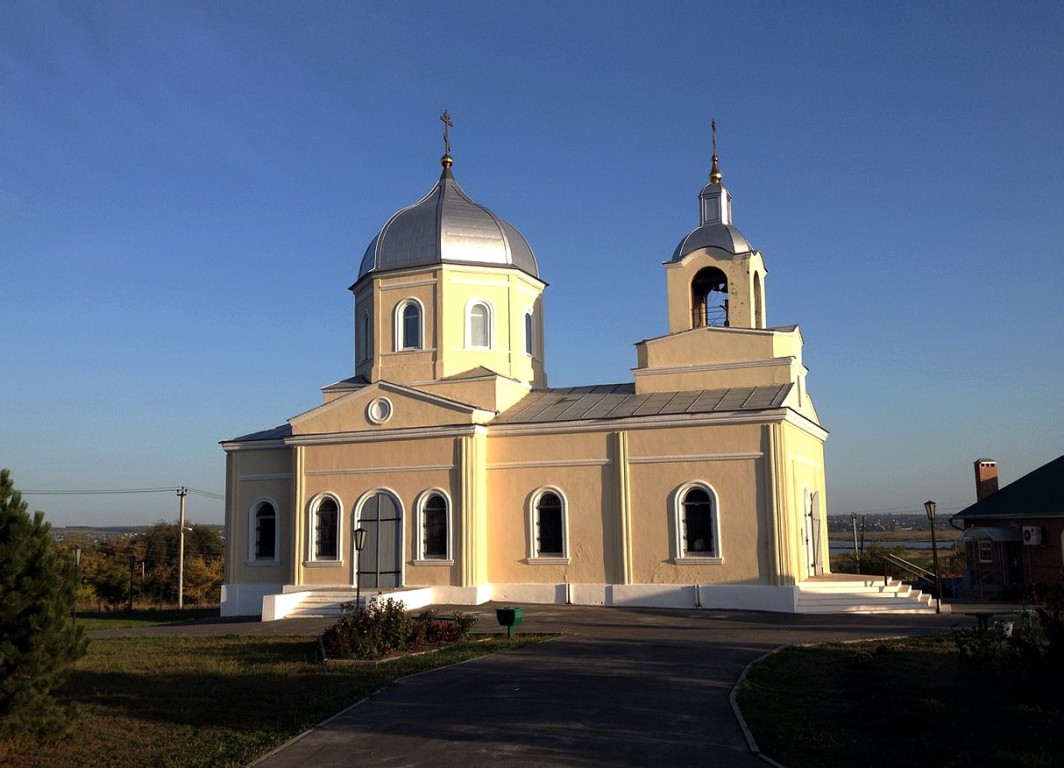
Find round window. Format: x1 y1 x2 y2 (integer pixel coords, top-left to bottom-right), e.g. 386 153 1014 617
367 397 393 424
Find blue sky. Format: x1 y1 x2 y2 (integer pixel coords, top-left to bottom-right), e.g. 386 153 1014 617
2 1 1062 526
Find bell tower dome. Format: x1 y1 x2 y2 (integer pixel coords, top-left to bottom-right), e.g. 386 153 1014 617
664 120 767 333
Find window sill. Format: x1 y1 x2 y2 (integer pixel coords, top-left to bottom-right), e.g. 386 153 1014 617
303 560 344 568
526 556 570 565
245 560 281 567
672 556 724 565
412 558 454 566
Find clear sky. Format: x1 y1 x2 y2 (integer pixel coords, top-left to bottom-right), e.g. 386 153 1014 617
2 1 1062 527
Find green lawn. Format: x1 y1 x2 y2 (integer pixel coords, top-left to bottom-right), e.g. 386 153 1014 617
737 634 1063 768
74 607 220 630
0 632 546 768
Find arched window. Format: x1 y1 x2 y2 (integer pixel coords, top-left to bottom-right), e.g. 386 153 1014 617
753 272 764 329
691 267 729 328
418 492 449 561
466 300 493 349
524 311 534 356
360 311 372 361
529 489 568 561
248 499 278 562
395 299 423 351
312 496 340 561
673 483 722 561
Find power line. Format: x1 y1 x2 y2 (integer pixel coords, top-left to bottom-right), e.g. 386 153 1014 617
23 486 224 500
22 487 179 493
187 488 225 500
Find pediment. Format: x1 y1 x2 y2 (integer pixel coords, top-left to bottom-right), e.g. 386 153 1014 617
288 381 493 436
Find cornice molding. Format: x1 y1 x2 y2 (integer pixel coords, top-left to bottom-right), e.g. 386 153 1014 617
306 463 454 476
629 451 762 465
488 409 789 436
286 424 482 446
632 356 803 377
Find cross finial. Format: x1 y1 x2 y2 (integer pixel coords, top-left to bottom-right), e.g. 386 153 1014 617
440 110 454 156
709 117 722 184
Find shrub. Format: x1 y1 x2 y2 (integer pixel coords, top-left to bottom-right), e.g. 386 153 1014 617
321 599 477 660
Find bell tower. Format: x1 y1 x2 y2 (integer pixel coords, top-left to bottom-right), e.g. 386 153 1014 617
632 121 819 427
664 120 767 333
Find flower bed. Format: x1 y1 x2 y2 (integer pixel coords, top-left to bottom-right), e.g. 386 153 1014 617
320 598 478 661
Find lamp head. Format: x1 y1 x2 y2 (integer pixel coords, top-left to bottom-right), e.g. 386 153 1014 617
924 500 936 521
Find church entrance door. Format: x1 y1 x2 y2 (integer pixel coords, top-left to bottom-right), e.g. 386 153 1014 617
355 492 402 589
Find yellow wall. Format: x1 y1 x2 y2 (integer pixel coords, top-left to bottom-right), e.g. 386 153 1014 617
224 446 293 587
354 264 546 388
297 435 462 587
664 248 767 332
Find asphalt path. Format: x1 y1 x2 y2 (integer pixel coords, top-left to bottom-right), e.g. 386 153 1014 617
227 604 960 768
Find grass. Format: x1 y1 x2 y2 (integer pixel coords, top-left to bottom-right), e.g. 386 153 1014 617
737 634 1064 768
75 607 220 630
0 632 547 768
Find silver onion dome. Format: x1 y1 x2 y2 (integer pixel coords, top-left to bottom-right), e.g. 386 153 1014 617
670 179 753 261
670 121 753 262
357 157 539 282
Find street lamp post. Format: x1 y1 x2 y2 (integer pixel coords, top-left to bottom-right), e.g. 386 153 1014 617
353 527 368 611
924 500 943 614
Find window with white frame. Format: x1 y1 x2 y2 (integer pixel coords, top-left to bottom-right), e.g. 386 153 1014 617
978 539 993 563
530 488 567 560
249 499 278 562
466 300 493 349
395 299 423 351
312 496 340 561
417 492 450 561
674 483 722 561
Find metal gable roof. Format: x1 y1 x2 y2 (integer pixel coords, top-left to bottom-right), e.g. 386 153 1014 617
492 383 792 425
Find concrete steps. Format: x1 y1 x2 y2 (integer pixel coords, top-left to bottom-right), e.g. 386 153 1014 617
797 577 948 614
265 586 436 620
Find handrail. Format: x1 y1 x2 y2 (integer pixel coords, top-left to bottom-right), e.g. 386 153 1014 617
885 553 935 581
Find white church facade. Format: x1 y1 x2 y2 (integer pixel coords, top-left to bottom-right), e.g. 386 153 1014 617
220 122 834 619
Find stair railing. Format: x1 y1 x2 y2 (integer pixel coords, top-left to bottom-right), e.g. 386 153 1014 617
884 553 935 583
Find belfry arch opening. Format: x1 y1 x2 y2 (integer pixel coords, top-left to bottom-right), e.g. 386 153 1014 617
753 271 763 329
691 267 729 328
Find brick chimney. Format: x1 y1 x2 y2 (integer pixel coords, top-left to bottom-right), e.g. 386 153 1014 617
974 458 999 501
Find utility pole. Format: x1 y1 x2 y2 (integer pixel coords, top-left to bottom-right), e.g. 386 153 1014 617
128 555 136 615
851 511 860 573
177 486 188 609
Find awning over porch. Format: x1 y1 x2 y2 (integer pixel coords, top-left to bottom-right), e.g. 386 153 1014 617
958 526 1023 543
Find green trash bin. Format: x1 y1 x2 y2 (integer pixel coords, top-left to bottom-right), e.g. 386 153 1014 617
495 606 524 638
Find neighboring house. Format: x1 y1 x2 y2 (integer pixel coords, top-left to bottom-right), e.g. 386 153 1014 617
220 130 833 618
953 456 1064 595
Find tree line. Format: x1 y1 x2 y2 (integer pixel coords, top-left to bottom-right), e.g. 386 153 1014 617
56 522 224 609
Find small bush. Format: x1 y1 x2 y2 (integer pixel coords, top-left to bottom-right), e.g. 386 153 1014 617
321 599 477 660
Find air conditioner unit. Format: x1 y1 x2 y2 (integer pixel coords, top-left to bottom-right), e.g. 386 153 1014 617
1022 526 1043 546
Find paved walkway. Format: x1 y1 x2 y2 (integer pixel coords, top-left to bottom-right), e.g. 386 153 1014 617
154 603 957 768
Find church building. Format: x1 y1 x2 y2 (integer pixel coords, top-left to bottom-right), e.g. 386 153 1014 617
220 120 834 618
